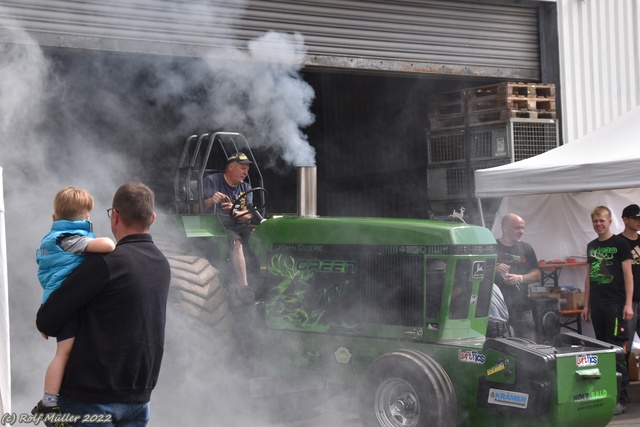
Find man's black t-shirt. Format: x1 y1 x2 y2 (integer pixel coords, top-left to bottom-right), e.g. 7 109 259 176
495 240 540 311
617 233 640 302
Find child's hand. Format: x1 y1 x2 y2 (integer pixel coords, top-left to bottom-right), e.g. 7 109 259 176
40 332 49 340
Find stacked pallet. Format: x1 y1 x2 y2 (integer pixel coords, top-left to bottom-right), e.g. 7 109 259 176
428 82 556 131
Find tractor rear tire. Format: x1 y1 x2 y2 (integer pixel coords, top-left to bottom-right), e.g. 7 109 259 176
358 349 457 427
154 236 234 354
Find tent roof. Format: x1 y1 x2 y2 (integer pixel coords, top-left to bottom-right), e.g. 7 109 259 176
474 105 640 198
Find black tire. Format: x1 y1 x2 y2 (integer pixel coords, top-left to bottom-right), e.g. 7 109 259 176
358 349 457 427
154 236 233 352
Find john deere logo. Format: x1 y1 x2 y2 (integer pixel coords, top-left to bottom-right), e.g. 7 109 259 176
334 347 352 364
472 261 485 278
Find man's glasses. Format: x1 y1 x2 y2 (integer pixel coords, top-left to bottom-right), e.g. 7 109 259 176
106 208 118 218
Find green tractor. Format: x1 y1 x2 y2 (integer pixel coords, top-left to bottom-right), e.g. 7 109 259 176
158 132 621 427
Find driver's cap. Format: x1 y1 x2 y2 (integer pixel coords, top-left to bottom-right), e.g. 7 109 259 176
227 152 253 165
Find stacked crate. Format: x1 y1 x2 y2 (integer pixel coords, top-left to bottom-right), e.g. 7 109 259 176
426 82 558 223
428 82 556 131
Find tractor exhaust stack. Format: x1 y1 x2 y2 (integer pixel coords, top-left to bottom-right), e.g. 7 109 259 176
297 166 317 217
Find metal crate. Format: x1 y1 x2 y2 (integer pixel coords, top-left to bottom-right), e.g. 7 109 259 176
428 119 558 165
428 160 509 200
510 118 559 161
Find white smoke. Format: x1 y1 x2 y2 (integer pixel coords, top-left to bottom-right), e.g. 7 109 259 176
0 3 319 426
242 31 316 166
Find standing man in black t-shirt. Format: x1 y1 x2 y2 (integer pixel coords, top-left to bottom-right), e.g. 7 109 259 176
494 213 541 342
619 205 640 366
582 205 633 416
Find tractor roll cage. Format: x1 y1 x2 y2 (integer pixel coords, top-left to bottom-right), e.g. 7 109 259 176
174 132 265 215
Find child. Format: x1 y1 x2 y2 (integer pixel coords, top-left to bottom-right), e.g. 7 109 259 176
33 187 115 415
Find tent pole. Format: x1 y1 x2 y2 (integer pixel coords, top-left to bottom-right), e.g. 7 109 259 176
477 197 485 228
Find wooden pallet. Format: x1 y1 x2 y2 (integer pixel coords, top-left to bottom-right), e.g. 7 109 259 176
430 109 557 131
469 96 556 113
469 82 556 99
468 108 556 126
429 82 557 130
429 83 556 118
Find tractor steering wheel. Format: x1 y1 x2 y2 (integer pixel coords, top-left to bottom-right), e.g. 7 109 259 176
229 187 268 221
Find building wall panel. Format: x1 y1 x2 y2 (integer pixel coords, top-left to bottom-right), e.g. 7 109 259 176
557 0 640 143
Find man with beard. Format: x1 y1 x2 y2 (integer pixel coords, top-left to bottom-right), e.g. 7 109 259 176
494 213 541 342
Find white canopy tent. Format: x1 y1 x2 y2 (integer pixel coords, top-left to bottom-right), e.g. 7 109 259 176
474 106 640 340
475 104 640 265
475 104 640 199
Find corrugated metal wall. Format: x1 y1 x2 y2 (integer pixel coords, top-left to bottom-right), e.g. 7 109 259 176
557 0 640 143
0 0 541 79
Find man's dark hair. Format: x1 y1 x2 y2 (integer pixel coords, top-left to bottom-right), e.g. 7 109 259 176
112 182 155 228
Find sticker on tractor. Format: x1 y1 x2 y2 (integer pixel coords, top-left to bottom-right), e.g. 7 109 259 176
472 261 485 278
487 361 506 376
573 389 608 402
486 357 513 381
488 389 529 409
334 346 352 364
458 349 486 364
264 253 359 333
296 259 357 273
576 354 598 367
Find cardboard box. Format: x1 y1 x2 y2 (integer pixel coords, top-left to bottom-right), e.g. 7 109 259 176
548 290 584 310
531 291 550 298
563 292 584 310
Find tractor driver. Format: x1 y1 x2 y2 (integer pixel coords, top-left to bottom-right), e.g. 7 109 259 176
201 152 254 291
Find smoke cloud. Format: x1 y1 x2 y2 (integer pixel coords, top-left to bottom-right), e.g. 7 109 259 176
0 3 318 425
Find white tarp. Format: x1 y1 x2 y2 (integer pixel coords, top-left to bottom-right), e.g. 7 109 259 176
475 104 640 198
474 102 640 263
474 105 640 341
0 166 10 414
489 188 640 342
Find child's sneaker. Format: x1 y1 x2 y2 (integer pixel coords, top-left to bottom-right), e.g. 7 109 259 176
31 400 67 427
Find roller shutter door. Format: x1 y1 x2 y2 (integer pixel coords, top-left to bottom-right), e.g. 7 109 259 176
0 0 540 79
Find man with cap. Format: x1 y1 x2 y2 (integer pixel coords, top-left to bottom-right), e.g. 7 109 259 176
202 152 255 291
619 204 640 363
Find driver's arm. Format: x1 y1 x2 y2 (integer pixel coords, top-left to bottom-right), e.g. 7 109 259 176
195 192 230 213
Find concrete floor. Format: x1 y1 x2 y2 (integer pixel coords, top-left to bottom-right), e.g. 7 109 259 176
272 381 640 427
607 381 640 427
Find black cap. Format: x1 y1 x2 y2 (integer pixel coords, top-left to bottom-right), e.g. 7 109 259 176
622 204 640 218
227 152 252 165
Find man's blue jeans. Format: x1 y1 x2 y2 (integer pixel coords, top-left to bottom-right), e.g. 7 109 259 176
58 396 150 427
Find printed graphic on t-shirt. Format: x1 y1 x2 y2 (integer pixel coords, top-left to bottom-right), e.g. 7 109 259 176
589 246 617 284
234 191 246 209
631 244 640 265
497 254 523 265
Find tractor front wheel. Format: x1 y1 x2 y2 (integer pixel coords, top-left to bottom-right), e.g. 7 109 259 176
358 349 457 427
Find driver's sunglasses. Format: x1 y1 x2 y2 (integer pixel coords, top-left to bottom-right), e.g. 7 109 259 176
106 207 119 218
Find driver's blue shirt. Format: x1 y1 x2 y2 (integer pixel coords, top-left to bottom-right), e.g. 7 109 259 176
203 173 252 227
